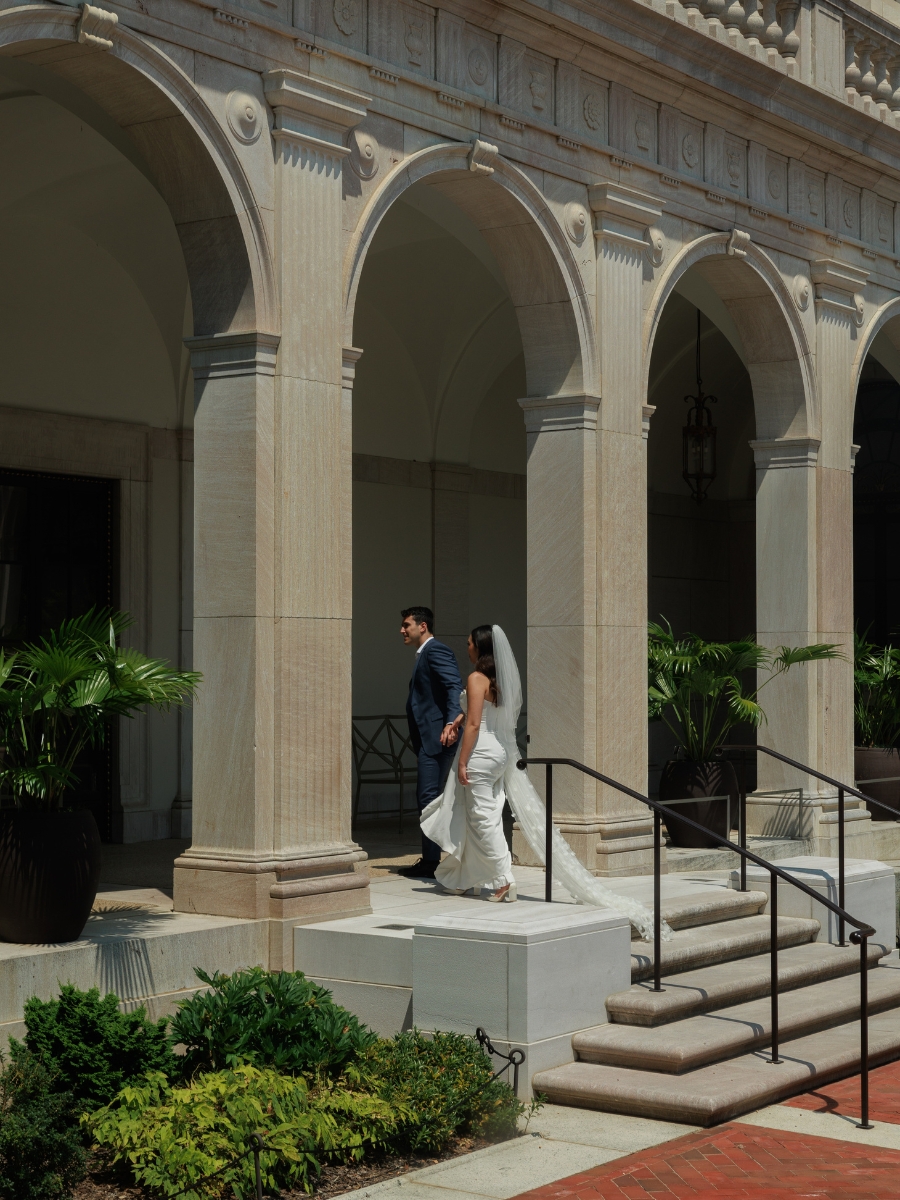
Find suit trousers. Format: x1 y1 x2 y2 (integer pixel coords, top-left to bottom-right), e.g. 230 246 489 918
417 745 457 862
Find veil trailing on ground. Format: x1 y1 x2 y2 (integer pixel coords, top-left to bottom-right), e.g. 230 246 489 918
491 625 671 943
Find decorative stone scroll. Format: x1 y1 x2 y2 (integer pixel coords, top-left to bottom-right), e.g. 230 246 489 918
468 138 498 176
726 228 751 257
76 3 118 49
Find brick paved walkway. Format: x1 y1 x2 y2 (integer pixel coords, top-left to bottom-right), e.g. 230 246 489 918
509 1121 900 1199
783 1057 900 1124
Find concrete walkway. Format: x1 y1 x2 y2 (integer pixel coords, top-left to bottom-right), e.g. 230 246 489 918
332 1104 695 1199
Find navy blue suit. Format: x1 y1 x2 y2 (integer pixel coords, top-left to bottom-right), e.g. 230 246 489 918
407 639 464 861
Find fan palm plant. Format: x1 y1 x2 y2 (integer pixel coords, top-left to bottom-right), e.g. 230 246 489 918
854 631 900 750
0 610 200 809
648 619 842 762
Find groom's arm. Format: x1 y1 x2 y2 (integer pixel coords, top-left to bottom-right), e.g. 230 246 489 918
430 643 463 729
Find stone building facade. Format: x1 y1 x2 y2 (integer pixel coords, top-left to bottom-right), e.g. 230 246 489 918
4 0 900 961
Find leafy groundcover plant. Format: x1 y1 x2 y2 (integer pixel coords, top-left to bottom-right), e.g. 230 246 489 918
0 1052 86 1200
648 619 841 761
81 967 529 1199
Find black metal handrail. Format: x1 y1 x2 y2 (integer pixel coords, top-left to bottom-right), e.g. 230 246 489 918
724 744 899 950
517 754 877 1129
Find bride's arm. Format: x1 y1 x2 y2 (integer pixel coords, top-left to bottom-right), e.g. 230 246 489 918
458 672 488 787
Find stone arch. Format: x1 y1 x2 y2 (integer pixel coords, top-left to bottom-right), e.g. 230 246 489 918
643 232 816 440
852 295 900 392
0 5 275 335
344 141 594 399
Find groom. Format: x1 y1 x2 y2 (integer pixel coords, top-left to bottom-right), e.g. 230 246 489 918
398 606 463 879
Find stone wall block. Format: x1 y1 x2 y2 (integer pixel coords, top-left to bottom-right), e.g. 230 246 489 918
555 60 581 133
499 35 526 111
435 9 466 90
608 82 632 152
811 2 844 96
747 140 767 204
788 157 805 215
825 172 843 232
861 188 878 246
704 122 725 190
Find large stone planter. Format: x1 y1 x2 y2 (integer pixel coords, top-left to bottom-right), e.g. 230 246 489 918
658 758 737 849
855 747 900 820
0 809 101 943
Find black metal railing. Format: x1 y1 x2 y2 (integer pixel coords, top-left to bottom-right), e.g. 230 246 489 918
725 744 900 951
516 754 878 1128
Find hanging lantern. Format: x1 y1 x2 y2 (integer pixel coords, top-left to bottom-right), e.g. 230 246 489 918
682 311 718 504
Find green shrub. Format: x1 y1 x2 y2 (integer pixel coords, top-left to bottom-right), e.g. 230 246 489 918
87 1063 404 1199
14 984 173 1112
0 1051 85 1200
170 967 378 1078
351 1030 524 1153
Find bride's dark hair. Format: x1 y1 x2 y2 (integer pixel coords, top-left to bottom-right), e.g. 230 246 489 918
470 625 499 703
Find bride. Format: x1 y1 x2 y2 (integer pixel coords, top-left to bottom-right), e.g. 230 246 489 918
420 624 669 942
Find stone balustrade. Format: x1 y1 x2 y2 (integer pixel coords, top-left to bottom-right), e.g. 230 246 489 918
661 0 900 127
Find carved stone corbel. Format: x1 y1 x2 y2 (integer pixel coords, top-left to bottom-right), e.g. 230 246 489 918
726 228 751 257
76 3 118 50
468 138 498 175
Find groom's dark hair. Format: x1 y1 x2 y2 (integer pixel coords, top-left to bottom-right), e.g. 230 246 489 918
401 606 434 632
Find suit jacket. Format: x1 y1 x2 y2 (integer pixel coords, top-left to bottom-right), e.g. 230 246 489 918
406 638 464 757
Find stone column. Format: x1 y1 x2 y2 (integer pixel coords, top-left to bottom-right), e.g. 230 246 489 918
748 258 873 852
519 183 662 878
432 462 473 668
175 71 373 959
589 183 663 876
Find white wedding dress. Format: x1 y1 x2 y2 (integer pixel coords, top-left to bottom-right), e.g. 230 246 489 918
420 625 670 943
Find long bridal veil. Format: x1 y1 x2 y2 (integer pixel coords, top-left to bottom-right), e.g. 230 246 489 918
491 625 671 944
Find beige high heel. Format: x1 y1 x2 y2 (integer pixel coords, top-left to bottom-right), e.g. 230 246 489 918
487 883 517 903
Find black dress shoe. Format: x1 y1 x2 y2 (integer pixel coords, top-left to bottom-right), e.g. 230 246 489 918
396 858 438 879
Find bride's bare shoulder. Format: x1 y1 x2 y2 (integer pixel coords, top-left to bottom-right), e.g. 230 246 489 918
466 670 490 693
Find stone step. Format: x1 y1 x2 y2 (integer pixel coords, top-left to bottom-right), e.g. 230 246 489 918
575 962 900 1072
533 1003 900 1126
630 914 820 983
659 889 767 931
613 940 885 1026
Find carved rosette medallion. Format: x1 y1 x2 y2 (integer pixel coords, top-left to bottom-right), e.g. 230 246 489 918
767 169 783 200
792 275 810 312
564 202 589 245
645 226 665 267
348 128 379 178
582 93 602 130
681 133 699 169
333 0 359 36
467 47 489 86
853 294 865 327
843 198 855 229
226 91 262 144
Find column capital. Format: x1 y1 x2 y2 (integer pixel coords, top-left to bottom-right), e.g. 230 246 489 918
810 258 869 320
751 436 821 469
262 70 370 151
588 183 663 249
519 394 601 433
184 331 280 379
